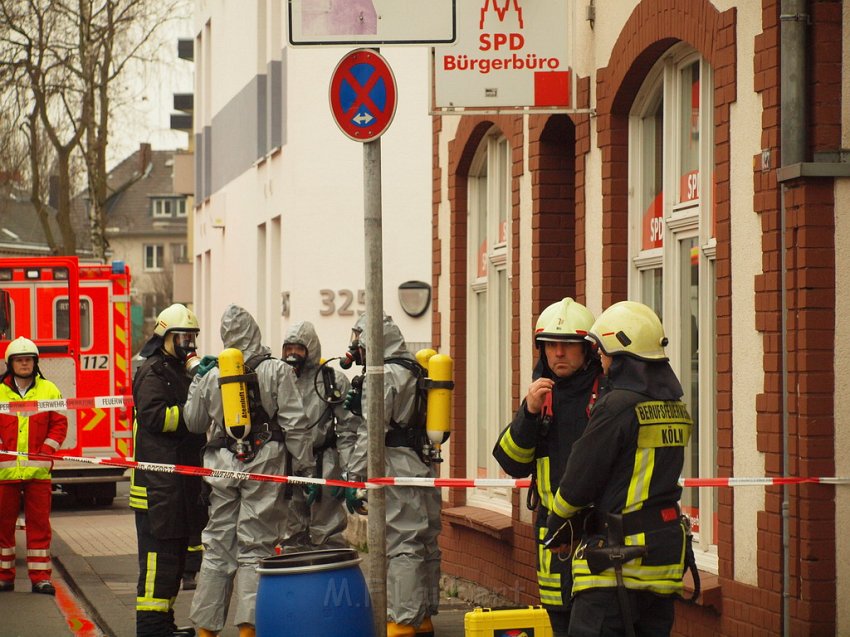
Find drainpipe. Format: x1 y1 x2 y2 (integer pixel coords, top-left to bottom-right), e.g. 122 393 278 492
779 2 807 636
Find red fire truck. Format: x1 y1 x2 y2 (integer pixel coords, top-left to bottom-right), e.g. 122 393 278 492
0 256 133 505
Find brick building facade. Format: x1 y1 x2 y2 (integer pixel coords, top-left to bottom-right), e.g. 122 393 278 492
431 1 849 635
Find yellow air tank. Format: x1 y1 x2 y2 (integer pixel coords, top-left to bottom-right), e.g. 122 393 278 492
424 352 453 460
218 347 251 441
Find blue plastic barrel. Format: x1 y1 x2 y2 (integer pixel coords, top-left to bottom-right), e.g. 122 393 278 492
256 548 375 637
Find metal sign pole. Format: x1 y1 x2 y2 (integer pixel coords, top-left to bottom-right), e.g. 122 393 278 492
363 137 387 637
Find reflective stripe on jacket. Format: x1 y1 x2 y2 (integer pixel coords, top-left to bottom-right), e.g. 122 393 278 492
551 389 692 596
0 375 68 481
130 352 207 539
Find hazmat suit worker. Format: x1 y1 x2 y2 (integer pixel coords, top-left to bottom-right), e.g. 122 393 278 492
544 301 693 637
279 321 363 551
184 304 312 637
492 298 603 636
131 305 209 637
343 313 441 637
0 337 68 596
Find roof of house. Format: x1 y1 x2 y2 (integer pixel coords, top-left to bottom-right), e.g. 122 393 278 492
0 184 63 256
72 144 188 250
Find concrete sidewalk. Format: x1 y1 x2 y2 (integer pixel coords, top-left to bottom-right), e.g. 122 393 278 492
7 508 473 637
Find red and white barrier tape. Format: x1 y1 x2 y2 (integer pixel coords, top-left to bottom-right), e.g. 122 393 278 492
5 451 849 489
0 395 133 414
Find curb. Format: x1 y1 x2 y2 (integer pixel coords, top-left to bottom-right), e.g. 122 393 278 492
52 532 133 637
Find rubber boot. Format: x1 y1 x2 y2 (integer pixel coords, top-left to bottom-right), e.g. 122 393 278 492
238 625 256 637
387 621 417 637
415 617 435 636
197 629 218 637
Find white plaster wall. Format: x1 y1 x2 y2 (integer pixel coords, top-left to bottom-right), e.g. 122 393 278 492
519 119 533 390
203 0 260 112
436 114 459 482
192 3 433 358
573 0 602 317
728 1 765 587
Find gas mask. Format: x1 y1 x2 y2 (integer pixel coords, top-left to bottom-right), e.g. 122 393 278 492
171 331 200 374
339 338 365 370
282 343 307 376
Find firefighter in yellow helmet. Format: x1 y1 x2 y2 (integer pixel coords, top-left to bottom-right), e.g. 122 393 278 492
493 298 603 636
131 304 210 637
544 301 694 637
0 337 68 595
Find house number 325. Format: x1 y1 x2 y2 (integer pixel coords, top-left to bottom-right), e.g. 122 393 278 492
319 289 366 316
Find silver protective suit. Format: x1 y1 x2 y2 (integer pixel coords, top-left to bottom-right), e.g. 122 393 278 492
183 305 311 632
347 313 442 627
279 320 362 550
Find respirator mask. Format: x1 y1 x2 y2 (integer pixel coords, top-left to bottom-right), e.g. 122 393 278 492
172 332 200 374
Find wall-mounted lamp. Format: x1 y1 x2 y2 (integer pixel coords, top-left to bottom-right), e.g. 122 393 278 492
398 280 431 318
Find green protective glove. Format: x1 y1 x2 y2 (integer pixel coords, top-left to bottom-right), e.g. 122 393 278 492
344 488 367 515
195 355 218 378
342 388 362 413
305 484 320 506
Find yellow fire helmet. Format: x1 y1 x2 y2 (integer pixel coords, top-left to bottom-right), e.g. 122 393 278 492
587 300 669 361
534 297 595 345
5 336 39 364
154 303 199 337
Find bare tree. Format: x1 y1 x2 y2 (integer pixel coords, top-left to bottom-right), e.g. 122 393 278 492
0 0 187 258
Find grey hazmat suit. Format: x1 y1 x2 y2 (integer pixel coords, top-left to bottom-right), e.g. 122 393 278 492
184 305 312 632
279 320 362 550
346 313 442 627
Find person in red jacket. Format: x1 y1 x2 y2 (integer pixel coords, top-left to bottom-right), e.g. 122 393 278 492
0 337 68 595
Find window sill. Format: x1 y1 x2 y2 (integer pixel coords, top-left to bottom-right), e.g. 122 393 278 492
442 506 512 541
680 569 721 610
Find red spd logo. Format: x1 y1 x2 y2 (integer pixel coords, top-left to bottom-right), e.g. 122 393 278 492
479 0 525 51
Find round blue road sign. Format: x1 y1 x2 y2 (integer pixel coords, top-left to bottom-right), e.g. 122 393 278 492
329 49 397 142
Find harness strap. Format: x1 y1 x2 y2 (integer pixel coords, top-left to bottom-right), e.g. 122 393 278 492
385 427 416 448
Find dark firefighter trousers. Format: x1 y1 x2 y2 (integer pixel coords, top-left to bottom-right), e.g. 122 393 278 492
135 511 189 637
568 589 674 637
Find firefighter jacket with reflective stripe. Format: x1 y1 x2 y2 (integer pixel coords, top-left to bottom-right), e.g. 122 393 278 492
551 387 692 597
493 359 602 609
0 374 68 482
130 352 208 539
494 360 602 519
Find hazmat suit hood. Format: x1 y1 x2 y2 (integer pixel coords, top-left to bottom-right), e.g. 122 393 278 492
220 304 270 360
283 321 322 372
355 313 413 361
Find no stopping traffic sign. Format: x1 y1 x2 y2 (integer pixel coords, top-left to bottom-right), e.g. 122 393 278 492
329 49 397 142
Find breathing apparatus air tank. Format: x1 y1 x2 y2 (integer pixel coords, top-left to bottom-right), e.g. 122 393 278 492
218 347 252 457
416 349 454 463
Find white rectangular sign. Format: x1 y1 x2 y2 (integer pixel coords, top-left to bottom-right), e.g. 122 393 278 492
288 0 456 46
433 0 572 110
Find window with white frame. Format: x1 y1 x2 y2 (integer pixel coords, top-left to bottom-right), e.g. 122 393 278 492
629 45 717 572
152 197 187 218
144 244 164 271
467 129 512 513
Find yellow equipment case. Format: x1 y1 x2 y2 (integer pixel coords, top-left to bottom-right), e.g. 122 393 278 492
464 606 553 637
